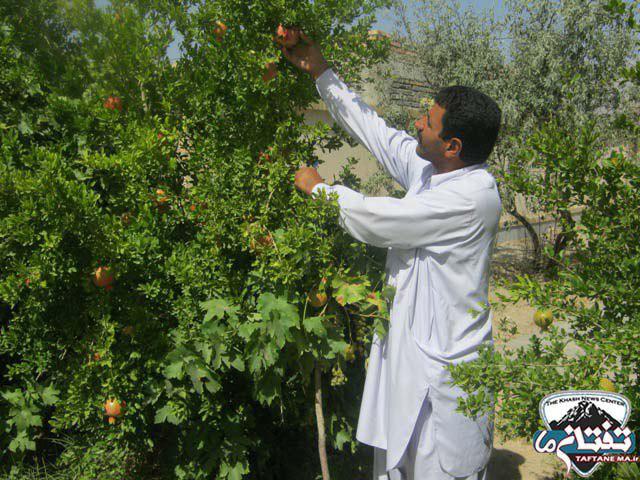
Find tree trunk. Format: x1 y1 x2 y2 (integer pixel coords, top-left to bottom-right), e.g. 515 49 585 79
507 206 542 269
315 364 331 480
494 166 543 271
546 208 576 273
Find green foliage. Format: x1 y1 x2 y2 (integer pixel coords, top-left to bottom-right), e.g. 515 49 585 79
2 384 59 453
4 0 634 478
0 0 393 478
616 462 640 480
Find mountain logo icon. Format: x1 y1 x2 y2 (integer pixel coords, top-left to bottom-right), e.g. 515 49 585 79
549 400 621 431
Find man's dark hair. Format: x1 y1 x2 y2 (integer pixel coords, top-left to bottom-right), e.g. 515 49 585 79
434 86 502 165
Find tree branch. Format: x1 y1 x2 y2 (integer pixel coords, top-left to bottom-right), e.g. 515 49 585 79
315 364 331 480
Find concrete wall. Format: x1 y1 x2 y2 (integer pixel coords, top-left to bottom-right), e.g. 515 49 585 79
302 104 384 186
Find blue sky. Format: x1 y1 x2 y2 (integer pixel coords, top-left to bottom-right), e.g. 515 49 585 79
95 0 508 61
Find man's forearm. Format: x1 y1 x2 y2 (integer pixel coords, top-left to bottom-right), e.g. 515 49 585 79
313 67 421 191
311 61 331 81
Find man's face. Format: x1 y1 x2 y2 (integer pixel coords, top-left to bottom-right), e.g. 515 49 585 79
414 103 452 162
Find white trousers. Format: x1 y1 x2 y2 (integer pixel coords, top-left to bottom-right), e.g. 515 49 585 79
373 394 490 480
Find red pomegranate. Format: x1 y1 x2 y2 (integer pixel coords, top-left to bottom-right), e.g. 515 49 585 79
104 398 126 424
103 96 122 112
275 24 300 48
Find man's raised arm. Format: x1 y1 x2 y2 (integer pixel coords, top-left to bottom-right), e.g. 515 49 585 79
282 32 427 192
311 182 475 251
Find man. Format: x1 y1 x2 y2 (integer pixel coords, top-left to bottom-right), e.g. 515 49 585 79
282 32 502 480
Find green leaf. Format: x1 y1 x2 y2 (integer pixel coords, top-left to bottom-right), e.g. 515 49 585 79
220 460 249 480
261 342 279 367
230 357 245 372
166 345 195 364
31 414 42 428
204 376 221 394
365 292 386 312
335 429 351 450
333 281 368 305
228 461 248 480
154 404 180 425
374 318 389 340
9 430 35 452
381 285 396 303
200 298 239 322
186 363 209 395
18 118 33 135
303 316 326 336
1 389 24 406
201 320 224 339
194 341 213 364
237 321 261 340
248 351 263 374
2 390 25 406
164 360 184 380
41 385 60 406
15 410 41 430
257 293 299 348
326 337 349 360
255 371 281 406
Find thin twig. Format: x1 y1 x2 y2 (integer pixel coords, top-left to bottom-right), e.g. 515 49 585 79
263 226 283 262
264 187 276 212
521 363 571 368
356 312 387 320
315 364 331 480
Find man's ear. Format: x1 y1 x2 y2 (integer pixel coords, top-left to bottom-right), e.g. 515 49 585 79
446 137 463 156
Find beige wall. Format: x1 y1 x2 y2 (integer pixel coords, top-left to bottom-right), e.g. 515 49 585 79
303 103 390 186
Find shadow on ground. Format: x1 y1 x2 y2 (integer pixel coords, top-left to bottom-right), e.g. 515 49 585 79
487 448 526 480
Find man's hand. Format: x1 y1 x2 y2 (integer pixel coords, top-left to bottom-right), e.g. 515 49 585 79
294 166 324 196
280 31 331 80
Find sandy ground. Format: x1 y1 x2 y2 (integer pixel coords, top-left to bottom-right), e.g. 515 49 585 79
487 435 566 480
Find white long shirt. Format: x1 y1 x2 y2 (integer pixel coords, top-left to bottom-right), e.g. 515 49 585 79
311 68 501 477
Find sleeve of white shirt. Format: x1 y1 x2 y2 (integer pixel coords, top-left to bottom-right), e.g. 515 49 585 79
311 183 476 250
315 68 427 192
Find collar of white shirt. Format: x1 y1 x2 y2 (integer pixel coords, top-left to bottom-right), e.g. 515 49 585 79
428 161 488 189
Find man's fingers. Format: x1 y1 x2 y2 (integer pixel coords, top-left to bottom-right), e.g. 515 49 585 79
299 31 313 44
281 46 292 62
282 46 303 69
